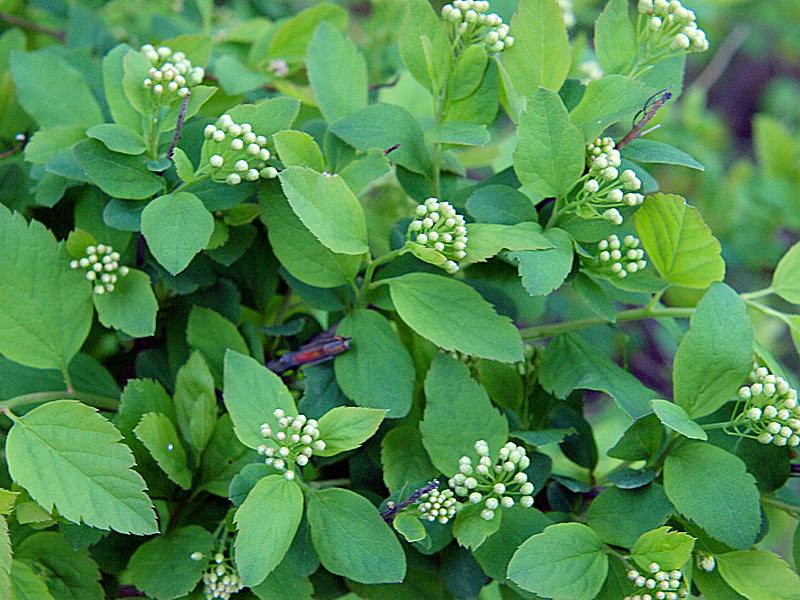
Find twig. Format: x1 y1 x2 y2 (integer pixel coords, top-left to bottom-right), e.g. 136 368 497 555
368 74 400 92
0 11 64 42
617 89 672 150
166 92 191 160
380 479 439 524
692 25 750 94
0 133 26 160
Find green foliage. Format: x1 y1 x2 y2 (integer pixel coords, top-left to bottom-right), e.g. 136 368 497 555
630 526 695 571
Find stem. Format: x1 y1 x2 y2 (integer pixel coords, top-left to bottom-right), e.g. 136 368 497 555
701 421 738 431
357 248 403 308
762 497 800 518
746 300 791 323
740 288 774 301
0 11 64 41
308 478 351 490
520 306 696 340
173 170 211 194
0 389 120 411
146 116 161 160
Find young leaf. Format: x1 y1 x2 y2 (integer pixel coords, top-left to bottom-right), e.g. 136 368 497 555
307 487 406 584
513 87 585 198
507 522 608 600
141 192 214 275
93 268 158 338
673 283 753 419
128 526 214 600
223 350 297 450
334 309 415 418
569 75 651 140
307 22 368 123
174 351 217 458
278 166 369 255
261 188 361 288
86 123 146 155
634 194 725 288
394 511 427 543
448 45 488 101
398 0 451 93
315 406 386 457
622 139 705 171
0 518 8 598
772 242 800 305
510 227 574 296
10 559 54 600
234 475 304 586
651 399 708 440
663 441 760 549
265 2 348 62
386 273 524 363
187 306 249 384
594 0 636 74
464 222 553 264
102 44 143 132
0 206 92 372
227 97 301 139
453 503 502 550
504 0 571 96
133 412 192 489
716 550 800 599
420 355 509 475
273 130 325 171
631 526 695 571
73 139 163 200
171 148 195 183
5 400 158 535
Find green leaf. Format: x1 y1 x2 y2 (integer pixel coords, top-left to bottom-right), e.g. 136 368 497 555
234 475 304 586
315 406 386 457
587 485 673 549
134 412 192 489
121 49 153 117
11 50 103 127
507 522 608 600
6 400 157 535
73 139 162 200
174 352 217 458
673 283 753 419
93 269 158 338
717 550 800 600
86 124 145 155
622 139 705 171
512 429 577 447
278 166 368 255
393 512 427 543
399 0 451 93
261 189 360 288
539 333 657 420
381 425 439 493
334 309 415 418
329 103 431 175
307 22 367 123
15 531 103 600
24 125 87 165
227 97 301 139
0 518 9 598
594 0 636 74
634 193 725 289
223 350 297 450
128 526 214 600
511 227 574 296
266 2 348 63
504 0 571 96
273 130 325 171
424 122 490 147
663 441 760 548
569 75 651 140
188 306 249 384
420 355 509 475
772 242 800 304
10 559 55 600
307 487 406 584
466 185 537 225
338 150 391 195
513 87 585 198
141 192 214 275
753 114 798 178
103 44 142 132
631 526 695 571
0 206 92 371
200 414 258 497
387 273 524 363
651 400 708 440
171 148 195 183
474 506 551 582
448 45 488 101
464 222 553 264
251 560 314 600
453 503 502 550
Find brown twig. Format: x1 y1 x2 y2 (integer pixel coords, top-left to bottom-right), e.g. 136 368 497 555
616 89 672 150
0 11 64 42
0 133 26 160
368 74 400 92
166 92 191 160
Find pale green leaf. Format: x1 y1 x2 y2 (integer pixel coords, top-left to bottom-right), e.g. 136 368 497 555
273 130 325 171
73 139 162 200
594 0 636 74
0 517 9 598
631 526 695 571
93 269 158 338
315 406 386 457
102 44 142 132
569 75 651 140
717 550 800 600
174 351 217 458
265 2 348 63
10 560 54 600
399 0 451 93
651 400 707 440
464 222 553 264
453 503 502 550
586 485 673 549
772 242 800 304
187 306 249 385
86 123 145 155
227 97 301 139
622 139 705 171
134 412 192 489
510 227 574 296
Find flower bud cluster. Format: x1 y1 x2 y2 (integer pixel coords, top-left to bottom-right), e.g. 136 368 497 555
406 197 468 275
558 0 576 29
140 44 204 104
581 138 644 225
257 409 326 480
637 0 709 58
696 552 716 573
625 563 688 600
199 551 244 600
594 234 647 279
416 488 458 524
202 115 278 186
441 1 514 54
735 364 800 447
448 440 534 521
70 244 129 295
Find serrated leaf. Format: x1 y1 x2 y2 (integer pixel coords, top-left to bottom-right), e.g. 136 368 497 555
315 406 385 457
386 273 524 363
510 227 574 296
93 269 158 338
587 485 673 549
420 355 508 475
187 306 249 385
381 426 438 493
10 559 55 600
464 222 553 264
171 148 195 183
569 75 651 140
0 206 92 372
73 139 162 200
651 400 707 440
174 352 217 458
634 193 725 289
134 412 192 489
273 130 325 171
398 0 451 93
393 512 427 543
6 400 157 535
234 475 304 586
453 503 502 550
717 550 800 600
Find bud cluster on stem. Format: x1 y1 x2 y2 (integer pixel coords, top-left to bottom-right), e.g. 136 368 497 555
257 409 326 480
625 563 688 600
201 114 277 186
592 234 647 279
406 197 468 274
140 44 204 106
729 364 800 447
441 1 514 54
70 243 129 295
